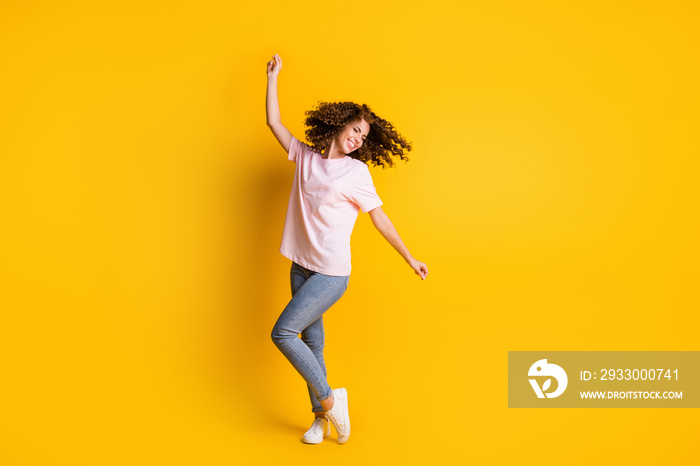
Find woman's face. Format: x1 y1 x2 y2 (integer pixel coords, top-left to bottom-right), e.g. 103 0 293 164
337 118 370 154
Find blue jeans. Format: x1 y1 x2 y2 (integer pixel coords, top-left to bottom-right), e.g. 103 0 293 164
271 261 350 413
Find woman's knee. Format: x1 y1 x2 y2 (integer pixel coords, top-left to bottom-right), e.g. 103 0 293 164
304 338 325 355
271 323 293 347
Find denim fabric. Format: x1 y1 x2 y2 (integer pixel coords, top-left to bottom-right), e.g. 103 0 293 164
271 261 350 413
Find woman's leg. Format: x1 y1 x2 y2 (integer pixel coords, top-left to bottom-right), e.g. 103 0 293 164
288 263 326 415
301 318 326 415
272 263 348 407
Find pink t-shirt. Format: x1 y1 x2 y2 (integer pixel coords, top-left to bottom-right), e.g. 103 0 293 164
279 135 383 276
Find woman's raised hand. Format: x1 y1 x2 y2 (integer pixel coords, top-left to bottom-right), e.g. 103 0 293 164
267 54 282 78
408 257 429 280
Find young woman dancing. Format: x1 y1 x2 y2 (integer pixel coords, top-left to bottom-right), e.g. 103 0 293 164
266 53 428 445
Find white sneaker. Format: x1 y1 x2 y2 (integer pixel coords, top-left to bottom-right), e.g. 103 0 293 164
325 388 350 444
301 417 331 444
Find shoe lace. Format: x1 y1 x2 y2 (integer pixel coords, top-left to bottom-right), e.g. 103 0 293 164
311 418 325 434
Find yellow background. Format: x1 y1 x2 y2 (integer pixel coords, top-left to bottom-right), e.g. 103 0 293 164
1 1 698 464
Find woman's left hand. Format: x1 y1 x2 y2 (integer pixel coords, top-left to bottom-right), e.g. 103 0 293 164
408 257 429 280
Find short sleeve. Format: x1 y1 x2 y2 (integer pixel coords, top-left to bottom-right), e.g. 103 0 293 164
287 136 301 163
288 135 315 163
350 166 383 213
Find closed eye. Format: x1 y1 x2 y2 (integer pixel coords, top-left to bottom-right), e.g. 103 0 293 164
354 127 367 141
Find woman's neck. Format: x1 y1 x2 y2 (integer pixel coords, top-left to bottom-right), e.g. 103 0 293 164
323 140 346 160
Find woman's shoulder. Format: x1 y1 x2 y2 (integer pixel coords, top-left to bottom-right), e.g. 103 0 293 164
290 136 323 163
291 135 315 149
344 158 375 183
347 156 372 172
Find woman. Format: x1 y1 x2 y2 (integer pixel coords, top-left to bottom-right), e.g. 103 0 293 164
265 54 428 445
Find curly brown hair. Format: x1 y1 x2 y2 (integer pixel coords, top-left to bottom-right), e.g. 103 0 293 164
303 101 412 169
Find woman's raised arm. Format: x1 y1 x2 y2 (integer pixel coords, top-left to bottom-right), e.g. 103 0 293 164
266 54 293 154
